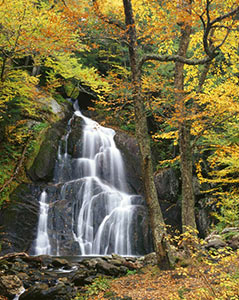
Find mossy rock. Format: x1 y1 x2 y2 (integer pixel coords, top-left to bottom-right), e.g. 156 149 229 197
27 121 67 182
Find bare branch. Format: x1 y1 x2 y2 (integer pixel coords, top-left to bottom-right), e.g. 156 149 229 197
210 5 239 26
139 54 214 70
202 4 239 57
213 28 230 52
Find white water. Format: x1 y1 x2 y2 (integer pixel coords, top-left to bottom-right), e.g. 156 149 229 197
13 287 25 300
71 110 136 255
35 108 147 256
35 190 51 255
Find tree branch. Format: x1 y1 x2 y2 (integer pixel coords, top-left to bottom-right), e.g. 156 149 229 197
139 54 214 70
201 4 239 58
210 5 239 26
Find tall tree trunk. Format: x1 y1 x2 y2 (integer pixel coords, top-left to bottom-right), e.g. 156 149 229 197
174 24 197 233
122 0 174 267
1 56 7 82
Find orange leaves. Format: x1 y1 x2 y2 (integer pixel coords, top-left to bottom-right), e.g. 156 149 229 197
0 0 86 59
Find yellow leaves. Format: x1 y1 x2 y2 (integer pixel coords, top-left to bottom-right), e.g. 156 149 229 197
157 156 180 167
0 0 83 60
5 120 31 144
0 69 39 101
45 52 112 98
153 130 178 141
211 190 239 227
0 69 41 124
97 0 124 20
198 79 239 123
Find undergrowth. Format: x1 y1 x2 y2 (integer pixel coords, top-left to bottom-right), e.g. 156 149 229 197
0 121 48 207
74 276 110 300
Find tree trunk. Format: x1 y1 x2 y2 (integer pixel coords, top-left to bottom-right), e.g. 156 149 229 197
179 122 197 232
122 0 174 267
174 24 197 232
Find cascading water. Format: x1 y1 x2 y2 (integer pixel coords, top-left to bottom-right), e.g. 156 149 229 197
35 190 51 255
34 107 151 256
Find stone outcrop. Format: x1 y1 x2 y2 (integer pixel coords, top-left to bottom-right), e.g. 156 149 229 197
27 123 67 182
154 168 179 202
154 168 181 230
27 97 72 182
0 185 40 255
114 131 143 195
0 99 72 256
204 227 239 250
0 253 147 300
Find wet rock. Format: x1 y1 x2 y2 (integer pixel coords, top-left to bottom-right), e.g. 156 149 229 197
0 186 40 255
52 258 71 268
205 234 227 249
143 252 157 265
27 124 67 182
67 115 84 158
81 258 98 269
36 255 53 268
70 269 90 286
0 275 23 299
19 282 76 300
227 234 239 250
17 272 30 283
154 168 179 202
96 259 124 276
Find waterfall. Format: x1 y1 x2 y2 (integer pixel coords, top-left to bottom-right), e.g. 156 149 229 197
35 190 51 255
34 108 150 256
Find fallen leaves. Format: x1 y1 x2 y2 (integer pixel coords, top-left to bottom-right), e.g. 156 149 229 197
87 251 239 300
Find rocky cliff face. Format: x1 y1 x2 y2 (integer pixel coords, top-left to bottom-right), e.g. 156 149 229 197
1 105 208 256
0 109 151 255
0 97 72 255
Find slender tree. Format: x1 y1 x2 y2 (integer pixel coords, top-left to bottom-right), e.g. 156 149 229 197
122 0 175 268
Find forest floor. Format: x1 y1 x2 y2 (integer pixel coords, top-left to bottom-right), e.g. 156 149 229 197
84 251 239 300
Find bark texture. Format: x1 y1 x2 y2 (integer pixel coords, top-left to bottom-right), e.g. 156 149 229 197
174 24 197 232
122 0 174 267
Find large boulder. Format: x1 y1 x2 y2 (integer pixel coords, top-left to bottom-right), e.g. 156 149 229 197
27 120 71 182
114 131 143 195
154 168 179 202
19 282 76 300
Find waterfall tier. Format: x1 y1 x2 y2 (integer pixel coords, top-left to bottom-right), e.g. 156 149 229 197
34 108 151 256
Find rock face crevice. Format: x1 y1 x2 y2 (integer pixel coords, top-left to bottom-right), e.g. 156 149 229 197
27 124 68 182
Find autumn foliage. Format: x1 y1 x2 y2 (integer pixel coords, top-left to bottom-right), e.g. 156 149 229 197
1 1 239 296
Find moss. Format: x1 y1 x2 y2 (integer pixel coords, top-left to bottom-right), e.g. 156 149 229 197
25 124 49 171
